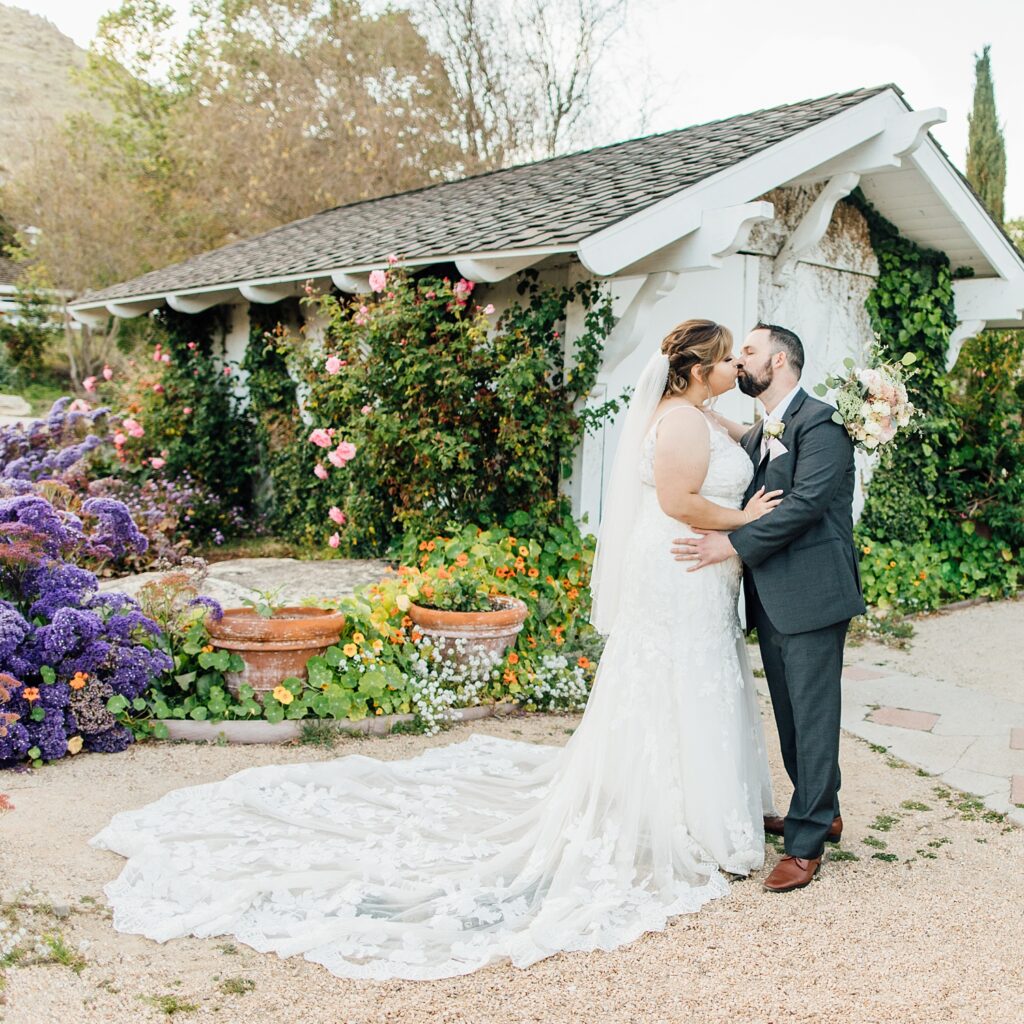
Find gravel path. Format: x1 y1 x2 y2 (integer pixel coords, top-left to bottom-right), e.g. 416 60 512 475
2 605 1023 1023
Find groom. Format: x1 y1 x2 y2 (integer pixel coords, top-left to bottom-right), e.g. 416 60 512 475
673 323 865 892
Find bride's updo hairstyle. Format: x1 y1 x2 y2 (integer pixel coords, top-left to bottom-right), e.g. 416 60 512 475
660 319 733 396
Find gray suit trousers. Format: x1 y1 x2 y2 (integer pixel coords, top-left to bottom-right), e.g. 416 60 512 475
749 576 847 859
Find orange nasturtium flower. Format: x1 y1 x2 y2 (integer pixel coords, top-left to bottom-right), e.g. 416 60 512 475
343 643 358 657
527 567 539 578
577 657 591 669
518 546 529 557
70 672 89 690
502 669 516 684
201 645 214 654
455 552 469 567
507 652 519 665
272 685 294 705
22 688 40 702
567 588 579 600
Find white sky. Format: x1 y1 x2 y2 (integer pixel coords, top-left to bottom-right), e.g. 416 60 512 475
10 0 1024 214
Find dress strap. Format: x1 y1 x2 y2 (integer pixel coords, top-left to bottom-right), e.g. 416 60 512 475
649 404 711 436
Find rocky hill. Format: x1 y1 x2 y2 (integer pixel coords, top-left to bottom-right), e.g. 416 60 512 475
0 4 107 178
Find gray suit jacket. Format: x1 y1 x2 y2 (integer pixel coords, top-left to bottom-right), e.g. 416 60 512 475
730 388 866 635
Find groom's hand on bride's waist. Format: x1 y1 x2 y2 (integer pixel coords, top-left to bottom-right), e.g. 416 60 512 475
671 529 736 572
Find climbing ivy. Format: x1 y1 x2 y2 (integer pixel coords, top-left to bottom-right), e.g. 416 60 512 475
850 192 1021 611
850 191 958 545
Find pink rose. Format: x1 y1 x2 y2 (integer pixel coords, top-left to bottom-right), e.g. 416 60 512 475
325 355 343 375
68 399 90 413
314 463 328 480
150 457 166 469
152 347 163 363
483 303 495 315
309 428 333 448
335 441 357 462
82 376 97 392
153 383 164 394
122 418 145 438
453 279 474 302
161 353 171 364
182 406 193 416
187 341 197 350
102 364 114 380
113 432 127 446
328 532 340 549
387 253 399 265
361 404 372 415
368 270 387 293
329 506 346 525
222 366 231 376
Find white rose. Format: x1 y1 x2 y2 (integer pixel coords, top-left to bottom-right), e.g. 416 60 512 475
864 418 882 436
863 435 879 449
859 401 873 420
871 401 891 417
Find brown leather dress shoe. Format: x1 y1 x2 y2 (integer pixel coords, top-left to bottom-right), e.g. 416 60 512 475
763 815 843 843
763 855 821 893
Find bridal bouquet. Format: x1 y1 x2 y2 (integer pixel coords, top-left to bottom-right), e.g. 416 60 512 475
814 352 918 452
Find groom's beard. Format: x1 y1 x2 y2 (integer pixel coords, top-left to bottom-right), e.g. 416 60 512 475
737 362 773 397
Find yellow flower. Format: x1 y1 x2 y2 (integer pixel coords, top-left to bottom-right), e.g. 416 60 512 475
396 594 411 612
375 707 383 715
862 545 872 554
201 645 214 654
67 735 83 755
518 546 529 557
272 685 294 705
888 561 897 568
372 639 384 653
343 643 358 657
352 632 365 644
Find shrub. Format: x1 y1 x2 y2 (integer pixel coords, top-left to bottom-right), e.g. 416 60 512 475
0 490 171 766
249 266 618 553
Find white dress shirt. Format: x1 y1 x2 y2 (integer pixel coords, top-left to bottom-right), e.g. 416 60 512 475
760 383 802 460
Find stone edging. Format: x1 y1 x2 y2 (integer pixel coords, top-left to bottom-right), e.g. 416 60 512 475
162 704 498 744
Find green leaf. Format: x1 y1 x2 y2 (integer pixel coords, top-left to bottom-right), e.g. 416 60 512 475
901 351 918 365
30 706 45 722
106 695 129 714
307 659 332 689
813 383 828 396
27 746 41 760
174 671 197 687
40 665 56 685
831 411 845 425
152 722 169 739
131 697 148 711
189 706 209 721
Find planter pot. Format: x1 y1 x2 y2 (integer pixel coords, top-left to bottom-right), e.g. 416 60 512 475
206 607 346 699
409 597 528 664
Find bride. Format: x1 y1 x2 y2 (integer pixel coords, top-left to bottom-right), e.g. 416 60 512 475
92 319 780 980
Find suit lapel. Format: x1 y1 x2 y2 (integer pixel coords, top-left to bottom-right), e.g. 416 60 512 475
744 421 764 468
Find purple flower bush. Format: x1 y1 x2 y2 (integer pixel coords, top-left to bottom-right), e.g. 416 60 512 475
0 397 109 486
0 491 172 766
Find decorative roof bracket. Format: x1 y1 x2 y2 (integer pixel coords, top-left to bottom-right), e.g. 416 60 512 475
331 271 371 294
772 172 861 284
454 254 539 283
239 281 303 304
946 319 985 371
166 289 239 314
601 271 680 375
105 298 164 318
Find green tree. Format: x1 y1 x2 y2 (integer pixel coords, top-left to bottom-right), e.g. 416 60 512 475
966 44 1006 224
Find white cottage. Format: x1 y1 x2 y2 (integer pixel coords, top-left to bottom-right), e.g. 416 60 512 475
69 85 1024 525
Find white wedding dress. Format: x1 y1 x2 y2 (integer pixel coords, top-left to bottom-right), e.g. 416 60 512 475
91 411 774 980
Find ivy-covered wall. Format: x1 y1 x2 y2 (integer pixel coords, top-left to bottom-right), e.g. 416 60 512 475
850 191 1021 612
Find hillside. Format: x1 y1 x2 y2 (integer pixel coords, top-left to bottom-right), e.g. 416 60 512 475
0 4 107 178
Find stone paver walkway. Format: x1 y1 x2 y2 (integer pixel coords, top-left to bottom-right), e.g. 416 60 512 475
101 556 391 606
839 654 1024 828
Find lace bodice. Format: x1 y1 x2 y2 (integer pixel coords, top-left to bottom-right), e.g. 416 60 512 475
639 407 754 506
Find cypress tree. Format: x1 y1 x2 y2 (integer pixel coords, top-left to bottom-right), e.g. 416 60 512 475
966 44 1006 224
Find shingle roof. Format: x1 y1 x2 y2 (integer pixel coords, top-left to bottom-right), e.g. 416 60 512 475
77 86 891 305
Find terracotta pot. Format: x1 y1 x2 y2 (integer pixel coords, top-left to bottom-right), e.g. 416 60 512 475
409 596 528 664
206 607 346 698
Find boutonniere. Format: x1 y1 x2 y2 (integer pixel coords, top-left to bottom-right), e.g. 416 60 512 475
764 420 785 441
